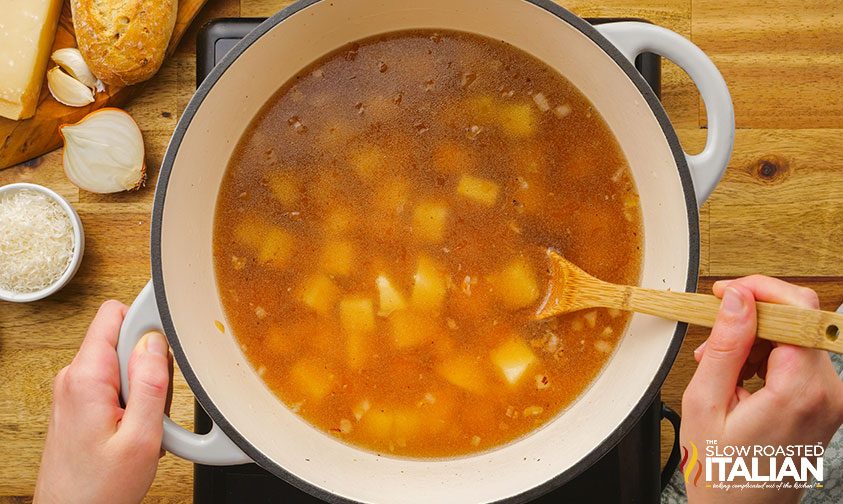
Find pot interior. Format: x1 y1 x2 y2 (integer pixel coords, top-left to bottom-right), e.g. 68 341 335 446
156 0 695 501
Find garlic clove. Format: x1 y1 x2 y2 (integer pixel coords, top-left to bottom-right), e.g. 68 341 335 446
47 67 95 107
51 48 99 90
60 108 146 193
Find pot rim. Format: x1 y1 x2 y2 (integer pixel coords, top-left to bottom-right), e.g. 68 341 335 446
151 0 699 501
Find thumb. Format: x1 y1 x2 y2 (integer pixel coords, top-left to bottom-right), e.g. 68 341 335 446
119 331 170 450
686 286 757 413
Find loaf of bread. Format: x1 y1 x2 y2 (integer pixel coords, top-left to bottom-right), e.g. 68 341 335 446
70 0 178 87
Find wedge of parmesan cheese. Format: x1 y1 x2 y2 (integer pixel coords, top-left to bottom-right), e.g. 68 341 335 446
0 0 64 119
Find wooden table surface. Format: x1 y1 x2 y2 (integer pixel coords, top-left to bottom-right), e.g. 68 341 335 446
1 0 841 502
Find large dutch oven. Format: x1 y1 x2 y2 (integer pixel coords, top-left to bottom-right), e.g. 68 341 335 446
116 0 735 502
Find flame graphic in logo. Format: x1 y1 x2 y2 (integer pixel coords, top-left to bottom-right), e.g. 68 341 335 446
679 442 703 486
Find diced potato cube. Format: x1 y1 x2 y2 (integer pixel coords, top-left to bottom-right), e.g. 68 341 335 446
389 310 435 349
584 310 598 328
233 217 266 249
350 145 386 178
488 258 541 310
466 95 496 122
235 218 294 269
359 407 394 438
393 408 423 441
321 240 354 277
433 141 474 172
300 274 339 316
410 256 447 312
290 359 335 400
376 275 407 316
340 297 375 369
500 103 535 137
267 172 299 206
324 208 354 234
413 201 448 242
234 217 294 267
457 174 499 207
490 339 537 385
340 297 376 335
257 228 294 268
435 355 488 394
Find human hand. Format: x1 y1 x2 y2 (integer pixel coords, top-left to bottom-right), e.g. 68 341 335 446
681 275 843 504
34 300 172 504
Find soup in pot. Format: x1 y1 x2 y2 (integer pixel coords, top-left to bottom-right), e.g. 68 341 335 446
213 30 642 457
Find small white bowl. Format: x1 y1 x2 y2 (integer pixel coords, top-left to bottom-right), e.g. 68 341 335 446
0 183 85 303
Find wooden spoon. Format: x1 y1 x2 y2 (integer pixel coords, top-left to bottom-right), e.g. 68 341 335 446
535 250 843 354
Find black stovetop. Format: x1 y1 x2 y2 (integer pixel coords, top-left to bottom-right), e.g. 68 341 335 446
192 17 670 504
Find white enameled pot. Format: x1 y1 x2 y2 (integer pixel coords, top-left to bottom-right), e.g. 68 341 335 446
116 1 734 502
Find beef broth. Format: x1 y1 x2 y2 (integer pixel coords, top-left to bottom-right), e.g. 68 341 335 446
213 30 642 457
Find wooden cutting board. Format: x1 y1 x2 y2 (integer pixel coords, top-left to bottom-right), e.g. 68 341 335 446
0 0 209 171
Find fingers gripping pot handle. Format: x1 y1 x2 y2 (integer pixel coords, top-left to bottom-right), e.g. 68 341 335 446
117 280 252 465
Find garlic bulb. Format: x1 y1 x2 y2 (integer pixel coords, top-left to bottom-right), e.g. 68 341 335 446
60 108 146 193
51 48 102 90
47 67 95 107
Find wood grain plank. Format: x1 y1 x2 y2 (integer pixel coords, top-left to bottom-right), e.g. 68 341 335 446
692 0 843 128
675 128 843 277
710 201 842 277
0 150 76 202
705 129 843 277
239 0 295 17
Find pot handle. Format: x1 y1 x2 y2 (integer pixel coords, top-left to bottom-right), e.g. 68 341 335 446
595 21 734 207
117 280 252 465
660 403 682 491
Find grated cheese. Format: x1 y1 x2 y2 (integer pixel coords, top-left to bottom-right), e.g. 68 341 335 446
0 189 74 294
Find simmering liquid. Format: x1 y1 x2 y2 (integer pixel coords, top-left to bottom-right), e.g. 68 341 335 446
213 30 642 457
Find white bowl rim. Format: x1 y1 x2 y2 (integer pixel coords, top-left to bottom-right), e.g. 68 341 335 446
0 182 85 303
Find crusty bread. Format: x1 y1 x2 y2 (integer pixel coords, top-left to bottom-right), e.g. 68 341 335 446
70 0 178 87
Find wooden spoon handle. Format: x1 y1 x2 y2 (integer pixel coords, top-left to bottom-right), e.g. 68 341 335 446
621 288 843 354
